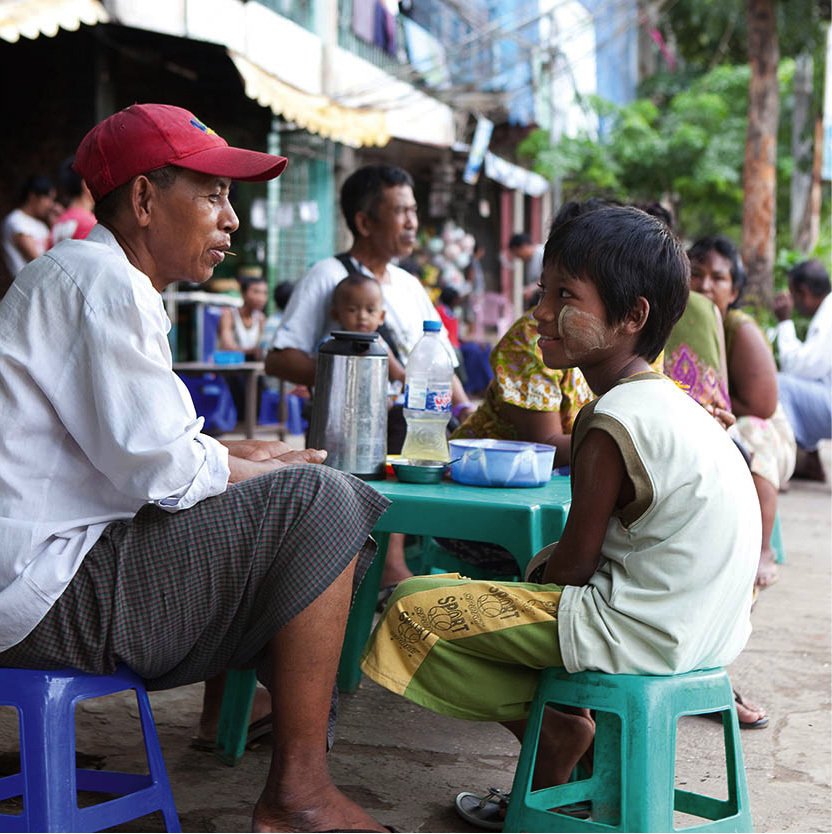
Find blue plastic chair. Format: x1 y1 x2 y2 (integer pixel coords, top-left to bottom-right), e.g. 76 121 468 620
0 666 180 833
177 373 238 434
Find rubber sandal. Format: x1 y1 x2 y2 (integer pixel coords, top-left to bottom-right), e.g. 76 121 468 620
246 713 273 746
376 583 397 614
189 735 215 752
455 788 508 830
733 689 770 729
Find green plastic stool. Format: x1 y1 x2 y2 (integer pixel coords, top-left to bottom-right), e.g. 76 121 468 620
504 667 753 833
214 668 257 766
772 511 786 564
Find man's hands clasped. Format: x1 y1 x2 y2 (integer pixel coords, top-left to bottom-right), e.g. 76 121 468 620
222 439 327 483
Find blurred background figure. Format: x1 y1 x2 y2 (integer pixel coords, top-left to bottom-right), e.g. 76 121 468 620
773 259 832 482
1 173 55 277
218 271 268 360
507 232 543 309
49 156 96 247
260 280 295 355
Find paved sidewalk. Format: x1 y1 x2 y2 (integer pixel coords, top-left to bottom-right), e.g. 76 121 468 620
1 447 829 832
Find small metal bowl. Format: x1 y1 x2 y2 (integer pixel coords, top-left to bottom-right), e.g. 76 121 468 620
392 459 449 484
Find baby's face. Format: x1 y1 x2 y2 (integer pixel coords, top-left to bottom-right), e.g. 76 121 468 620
334 284 385 332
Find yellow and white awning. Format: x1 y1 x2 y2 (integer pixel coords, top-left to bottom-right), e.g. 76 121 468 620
229 50 390 149
0 0 108 44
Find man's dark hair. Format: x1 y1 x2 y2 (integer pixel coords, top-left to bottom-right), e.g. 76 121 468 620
543 206 690 363
340 165 414 238
333 272 380 307
508 232 532 250
58 157 84 200
274 281 294 311
788 259 831 297
94 165 180 224
18 174 54 206
687 235 747 308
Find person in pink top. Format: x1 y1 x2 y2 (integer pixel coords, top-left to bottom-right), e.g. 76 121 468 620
49 157 97 247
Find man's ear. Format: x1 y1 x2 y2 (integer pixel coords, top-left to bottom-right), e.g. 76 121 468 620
353 210 373 239
130 176 154 228
623 296 650 335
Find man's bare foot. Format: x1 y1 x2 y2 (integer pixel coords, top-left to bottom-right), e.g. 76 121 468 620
252 781 387 832
380 533 413 588
531 707 595 790
755 548 778 589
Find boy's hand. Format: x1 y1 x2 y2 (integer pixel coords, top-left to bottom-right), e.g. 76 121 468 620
703 405 736 432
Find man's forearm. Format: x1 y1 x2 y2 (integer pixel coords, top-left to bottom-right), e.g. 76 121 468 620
264 348 317 386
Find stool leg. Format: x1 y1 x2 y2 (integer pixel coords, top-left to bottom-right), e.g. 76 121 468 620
134 688 181 832
19 684 79 831
215 669 258 767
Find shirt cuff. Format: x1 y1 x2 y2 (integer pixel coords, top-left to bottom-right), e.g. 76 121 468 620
155 434 230 512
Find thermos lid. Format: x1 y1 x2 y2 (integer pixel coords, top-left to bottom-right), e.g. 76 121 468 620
320 330 388 357
423 320 441 332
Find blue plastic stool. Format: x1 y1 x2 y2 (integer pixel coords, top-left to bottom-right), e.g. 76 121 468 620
0 666 180 832
504 667 752 833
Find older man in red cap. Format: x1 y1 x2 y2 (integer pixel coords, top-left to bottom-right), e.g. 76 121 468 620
0 104 391 833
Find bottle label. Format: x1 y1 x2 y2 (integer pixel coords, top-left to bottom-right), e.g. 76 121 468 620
405 381 451 413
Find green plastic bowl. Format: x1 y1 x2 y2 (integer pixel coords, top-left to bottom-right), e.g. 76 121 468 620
392 459 448 484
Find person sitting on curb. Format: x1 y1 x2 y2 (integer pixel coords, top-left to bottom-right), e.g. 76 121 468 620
0 103 392 834
773 259 832 482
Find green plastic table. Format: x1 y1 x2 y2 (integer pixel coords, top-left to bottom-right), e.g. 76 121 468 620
336 473 572 692
213 473 571 765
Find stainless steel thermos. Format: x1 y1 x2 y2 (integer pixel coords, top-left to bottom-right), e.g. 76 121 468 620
308 330 388 480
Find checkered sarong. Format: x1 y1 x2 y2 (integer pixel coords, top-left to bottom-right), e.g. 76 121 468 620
0 465 389 693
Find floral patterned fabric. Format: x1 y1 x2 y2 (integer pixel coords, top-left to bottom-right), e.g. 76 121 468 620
452 311 593 442
663 291 731 411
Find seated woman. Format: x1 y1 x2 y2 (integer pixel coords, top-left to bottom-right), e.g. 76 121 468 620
687 236 796 589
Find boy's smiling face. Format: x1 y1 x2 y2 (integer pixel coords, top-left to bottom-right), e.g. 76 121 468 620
533 264 618 368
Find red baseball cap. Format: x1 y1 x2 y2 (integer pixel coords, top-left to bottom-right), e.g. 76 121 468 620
74 103 288 201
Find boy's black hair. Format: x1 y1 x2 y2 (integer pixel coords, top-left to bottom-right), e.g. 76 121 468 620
239 275 267 294
340 165 414 239
439 286 460 307
637 201 674 231
273 281 294 311
508 232 532 249
332 271 381 307
542 205 690 363
18 174 55 205
687 235 747 308
788 258 831 297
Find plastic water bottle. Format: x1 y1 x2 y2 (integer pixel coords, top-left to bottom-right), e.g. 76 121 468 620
401 320 454 463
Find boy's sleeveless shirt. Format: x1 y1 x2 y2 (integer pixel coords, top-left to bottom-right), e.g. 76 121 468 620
556 373 760 675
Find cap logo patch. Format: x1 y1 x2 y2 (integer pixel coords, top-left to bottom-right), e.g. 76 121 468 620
190 118 217 135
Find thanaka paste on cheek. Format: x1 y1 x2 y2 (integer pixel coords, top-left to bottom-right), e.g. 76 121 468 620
558 306 614 360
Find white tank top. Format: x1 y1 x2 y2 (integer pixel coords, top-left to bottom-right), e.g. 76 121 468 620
231 307 264 350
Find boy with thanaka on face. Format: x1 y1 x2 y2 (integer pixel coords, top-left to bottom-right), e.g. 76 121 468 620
361 205 760 798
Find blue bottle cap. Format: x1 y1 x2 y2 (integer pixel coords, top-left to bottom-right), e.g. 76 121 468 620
423 320 441 332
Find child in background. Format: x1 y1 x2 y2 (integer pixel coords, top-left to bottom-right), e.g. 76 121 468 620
362 205 760 799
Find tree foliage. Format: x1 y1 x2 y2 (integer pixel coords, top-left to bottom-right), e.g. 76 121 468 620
518 61 814 244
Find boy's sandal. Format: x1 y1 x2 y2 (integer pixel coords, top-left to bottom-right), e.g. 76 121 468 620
455 788 509 830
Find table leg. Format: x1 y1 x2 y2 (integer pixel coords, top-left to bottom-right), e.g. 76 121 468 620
337 531 390 693
245 369 257 439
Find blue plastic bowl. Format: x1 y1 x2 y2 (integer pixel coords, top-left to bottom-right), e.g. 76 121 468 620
448 439 556 488
213 350 245 364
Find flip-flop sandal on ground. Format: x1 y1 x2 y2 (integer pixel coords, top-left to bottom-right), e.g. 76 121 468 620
376 583 397 613
706 690 769 729
456 788 591 829
189 713 274 753
455 788 509 830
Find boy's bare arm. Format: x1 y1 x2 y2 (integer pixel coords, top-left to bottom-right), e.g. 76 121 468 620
542 428 627 586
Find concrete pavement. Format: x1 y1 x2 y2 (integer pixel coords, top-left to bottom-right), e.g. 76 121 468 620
1 446 829 832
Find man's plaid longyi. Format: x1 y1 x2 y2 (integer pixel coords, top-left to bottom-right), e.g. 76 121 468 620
0 465 390 697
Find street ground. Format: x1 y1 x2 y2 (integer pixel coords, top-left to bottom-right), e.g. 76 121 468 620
0 444 829 833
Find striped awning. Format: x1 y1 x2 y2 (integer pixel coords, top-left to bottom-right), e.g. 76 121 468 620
0 0 108 43
229 50 390 149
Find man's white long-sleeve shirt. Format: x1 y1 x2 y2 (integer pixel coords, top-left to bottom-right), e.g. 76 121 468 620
0 225 230 651
776 292 832 388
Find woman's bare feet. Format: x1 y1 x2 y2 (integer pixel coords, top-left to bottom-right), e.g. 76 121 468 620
734 691 769 728
755 547 779 589
379 532 414 588
252 780 387 832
